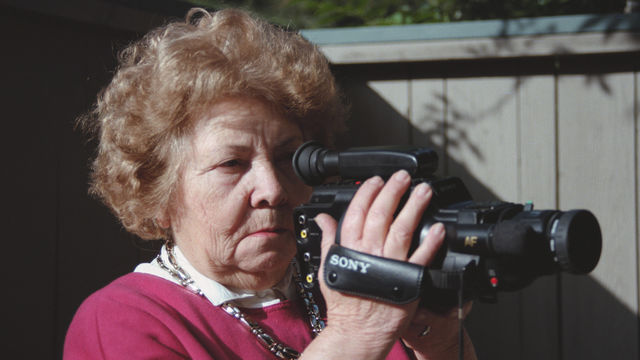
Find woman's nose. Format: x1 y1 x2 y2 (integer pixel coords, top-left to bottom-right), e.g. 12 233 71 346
250 162 287 208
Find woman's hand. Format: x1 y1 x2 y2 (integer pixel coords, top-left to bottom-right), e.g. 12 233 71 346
301 170 448 359
401 303 477 360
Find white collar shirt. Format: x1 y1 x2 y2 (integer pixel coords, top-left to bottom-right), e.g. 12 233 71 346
135 244 297 309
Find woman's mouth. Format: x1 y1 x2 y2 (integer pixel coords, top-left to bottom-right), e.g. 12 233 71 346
249 227 289 237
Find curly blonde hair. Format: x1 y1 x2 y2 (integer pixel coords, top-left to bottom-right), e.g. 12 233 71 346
82 8 346 240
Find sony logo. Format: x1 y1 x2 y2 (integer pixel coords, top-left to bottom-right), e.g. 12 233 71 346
329 254 371 274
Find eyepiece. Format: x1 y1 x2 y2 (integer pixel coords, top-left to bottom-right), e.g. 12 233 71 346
292 141 336 185
552 210 602 274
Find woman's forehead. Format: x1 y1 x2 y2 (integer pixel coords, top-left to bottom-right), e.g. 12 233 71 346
191 97 303 149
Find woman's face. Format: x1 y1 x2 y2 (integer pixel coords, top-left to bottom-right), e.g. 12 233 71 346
167 97 312 291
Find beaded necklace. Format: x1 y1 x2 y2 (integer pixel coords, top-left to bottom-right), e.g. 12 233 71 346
155 242 325 359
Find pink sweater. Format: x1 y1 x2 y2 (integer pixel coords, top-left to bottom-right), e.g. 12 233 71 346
64 273 411 359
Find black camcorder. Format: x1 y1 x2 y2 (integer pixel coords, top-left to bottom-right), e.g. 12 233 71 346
292 141 602 309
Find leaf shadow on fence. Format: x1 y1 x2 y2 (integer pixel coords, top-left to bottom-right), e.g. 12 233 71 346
461 13 640 97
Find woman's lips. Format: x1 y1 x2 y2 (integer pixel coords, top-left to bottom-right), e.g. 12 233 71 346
248 227 288 237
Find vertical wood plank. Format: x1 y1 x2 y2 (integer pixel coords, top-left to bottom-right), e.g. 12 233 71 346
445 77 522 360
342 80 411 146
445 77 519 202
558 73 638 360
409 79 447 175
518 75 559 360
637 71 640 351
518 76 557 209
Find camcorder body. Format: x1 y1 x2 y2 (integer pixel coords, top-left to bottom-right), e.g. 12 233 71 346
292 141 602 310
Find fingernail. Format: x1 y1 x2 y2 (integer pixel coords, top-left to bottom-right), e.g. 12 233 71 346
414 183 432 197
431 222 445 235
367 176 383 186
393 170 410 182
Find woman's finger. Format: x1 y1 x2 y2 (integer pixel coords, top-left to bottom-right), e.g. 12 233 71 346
384 182 432 260
360 170 412 254
411 301 473 325
338 176 384 248
408 222 445 267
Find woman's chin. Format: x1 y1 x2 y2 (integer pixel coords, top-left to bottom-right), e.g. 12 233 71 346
233 234 297 283
250 250 295 273
239 235 296 267
232 255 293 290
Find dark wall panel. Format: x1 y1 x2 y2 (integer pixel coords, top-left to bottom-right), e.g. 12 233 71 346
1 7 143 359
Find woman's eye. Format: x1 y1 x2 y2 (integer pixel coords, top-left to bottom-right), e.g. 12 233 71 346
278 152 297 172
278 152 295 163
221 159 241 168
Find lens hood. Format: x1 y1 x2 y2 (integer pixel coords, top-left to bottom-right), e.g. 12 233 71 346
552 210 602 274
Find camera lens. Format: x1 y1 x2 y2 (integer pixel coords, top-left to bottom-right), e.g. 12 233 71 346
551 210 602 274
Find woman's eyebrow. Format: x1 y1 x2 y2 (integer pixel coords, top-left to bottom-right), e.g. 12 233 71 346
214 144 252 153
206 135 301 157
275 136 303 149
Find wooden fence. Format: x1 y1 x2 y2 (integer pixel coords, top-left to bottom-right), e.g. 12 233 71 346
302 14 640 359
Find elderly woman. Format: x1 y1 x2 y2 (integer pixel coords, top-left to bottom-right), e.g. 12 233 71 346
64 8 476 360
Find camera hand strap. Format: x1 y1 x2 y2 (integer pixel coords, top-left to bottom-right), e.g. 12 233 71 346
323 244 426 304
